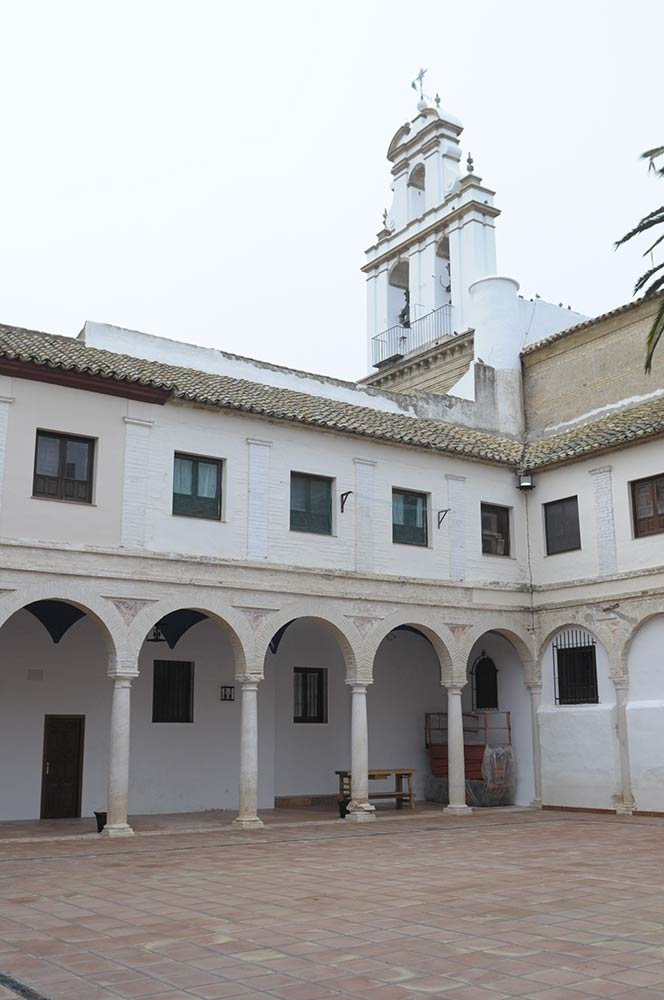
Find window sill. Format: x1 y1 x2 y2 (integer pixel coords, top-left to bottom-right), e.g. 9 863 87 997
31 495 96 507
289 527 335 537
543 546 582 557
172 511 223 522
481 552 514 559
392 539 429 548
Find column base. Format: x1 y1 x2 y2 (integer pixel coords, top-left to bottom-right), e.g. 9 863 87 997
530 798 543 809
233 816 265 830
443 804 472 816
100 823 134 837
345 802 376 822
615 802 635 816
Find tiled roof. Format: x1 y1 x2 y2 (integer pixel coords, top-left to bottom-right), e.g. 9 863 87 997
0 324 523 466
521 294 663 356
523 394 664 469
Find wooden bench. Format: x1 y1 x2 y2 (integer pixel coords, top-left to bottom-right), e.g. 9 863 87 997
335 769 415 816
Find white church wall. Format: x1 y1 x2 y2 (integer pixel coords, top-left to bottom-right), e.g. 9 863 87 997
466 633 535 806
539 632 618 809
0 611 111 821
269 620 350 798
626 615 664 813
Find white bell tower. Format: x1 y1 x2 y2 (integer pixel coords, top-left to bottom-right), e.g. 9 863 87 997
363 77 500 371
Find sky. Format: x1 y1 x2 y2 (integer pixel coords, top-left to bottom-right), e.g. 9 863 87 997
0 0 661 381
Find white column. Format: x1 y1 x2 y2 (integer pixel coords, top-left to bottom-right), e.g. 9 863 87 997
527 683 543 808
233 676 264 829
346 681 375 822
614 680 635 815
444 683 472 814
101 674 135 837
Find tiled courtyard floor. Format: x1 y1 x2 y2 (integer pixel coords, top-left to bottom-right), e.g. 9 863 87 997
1 810 664 1000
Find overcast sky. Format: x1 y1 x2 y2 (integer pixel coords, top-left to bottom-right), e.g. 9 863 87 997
0 0 661 381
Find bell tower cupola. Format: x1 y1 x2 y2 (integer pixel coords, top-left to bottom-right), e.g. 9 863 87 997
363 73 501 371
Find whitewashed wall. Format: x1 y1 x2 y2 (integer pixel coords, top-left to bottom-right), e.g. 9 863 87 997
539 632 618 809
627 615 664 812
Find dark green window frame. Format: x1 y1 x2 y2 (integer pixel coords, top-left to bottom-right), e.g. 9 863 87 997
172 453 222 520
544 495 581 555
392 488 428 546
290 472 333 535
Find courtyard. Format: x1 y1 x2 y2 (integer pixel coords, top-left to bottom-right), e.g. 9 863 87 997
0 811 663 999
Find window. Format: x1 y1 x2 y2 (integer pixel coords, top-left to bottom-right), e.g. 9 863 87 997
544 496 581 555
392 489 428 546
631 474 664 538
553 631 598 705
152 660 194 723
294 667 327 723
472 655 499 710
33 431 94 503
481 503 510 556
290 472 332 534
173 453 222 520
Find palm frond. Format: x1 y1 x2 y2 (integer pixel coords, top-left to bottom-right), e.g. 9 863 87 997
634 261 664 294
643 232 664 257
615 206 664 248
645 299 664 373
644 275 664 297
643 146 664 176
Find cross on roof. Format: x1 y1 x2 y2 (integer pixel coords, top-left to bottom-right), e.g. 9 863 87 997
411 68 427 101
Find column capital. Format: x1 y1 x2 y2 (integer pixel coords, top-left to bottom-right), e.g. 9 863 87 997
526 682 543 694
612 675 629 692
346 678 372 691
443 681 464 695
107 672 137 684
236 673 262 687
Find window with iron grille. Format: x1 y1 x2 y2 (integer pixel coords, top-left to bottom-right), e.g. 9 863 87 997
173 453 222 520
392 488 428 546
553 630 598 705
152 661 194 723
481 503 510 556
33 431 94 503
293 667 327 723
472 654 499 710
290 472 333 535
631 474 664 538
544 496 581 555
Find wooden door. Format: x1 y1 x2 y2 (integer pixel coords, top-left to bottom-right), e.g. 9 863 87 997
41 716 85 819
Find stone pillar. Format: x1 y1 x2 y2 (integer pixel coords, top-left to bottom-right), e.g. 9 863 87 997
444 683 472 815
527 683 543 808
102 674 135 837
346 681 376 822
614 679 635 815
234 676 264 829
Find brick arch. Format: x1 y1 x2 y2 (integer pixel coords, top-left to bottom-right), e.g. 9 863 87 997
621 611 664 675
253 600 364 680
363 610 460 684
0 584 125 672
126 596 251 678
460 623 537 685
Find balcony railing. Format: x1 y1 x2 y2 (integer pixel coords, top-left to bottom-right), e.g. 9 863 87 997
371 304 455 367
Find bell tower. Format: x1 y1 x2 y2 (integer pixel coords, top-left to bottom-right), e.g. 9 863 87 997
363 77 501 371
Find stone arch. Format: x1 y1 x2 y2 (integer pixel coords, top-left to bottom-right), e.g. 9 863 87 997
621 611 664 675
0 584 125 672
460 624 537 685
127 595 251 678
364 609 459 684
537 618 615 676
254 601 363 680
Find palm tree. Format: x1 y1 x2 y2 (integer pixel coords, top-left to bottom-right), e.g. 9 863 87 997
616 146 664 372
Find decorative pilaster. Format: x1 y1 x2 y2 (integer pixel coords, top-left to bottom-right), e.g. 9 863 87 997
345 681 376 822
443 682 471 815
614 679 635 815
121 417 154 548
527 682 543 808
233 675 264 829
101 674 135 837
246 439 272 561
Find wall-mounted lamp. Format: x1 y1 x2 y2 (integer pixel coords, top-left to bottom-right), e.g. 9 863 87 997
220 685 235 702
516 470 535 491
146 623 167 643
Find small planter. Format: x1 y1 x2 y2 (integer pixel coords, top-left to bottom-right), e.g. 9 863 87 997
94 810 107 833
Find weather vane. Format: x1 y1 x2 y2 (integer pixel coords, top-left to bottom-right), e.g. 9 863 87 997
411 68 427 101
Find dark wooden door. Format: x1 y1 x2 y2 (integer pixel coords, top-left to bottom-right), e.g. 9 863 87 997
41 716 85 819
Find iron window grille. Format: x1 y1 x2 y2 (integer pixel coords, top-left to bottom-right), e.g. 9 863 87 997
293 667 328 723
544 495 581 555
290 472 333 535
631 473 664 538
471 653 499 710
481 503 510 556
152 660 194 723
553 630 598 705
173 453 222 520
392 488 428 546
33 431 94 503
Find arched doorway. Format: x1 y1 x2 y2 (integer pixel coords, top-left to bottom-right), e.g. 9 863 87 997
0 599 115 821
